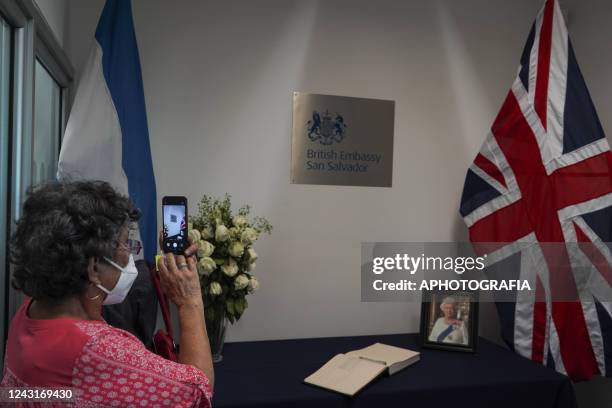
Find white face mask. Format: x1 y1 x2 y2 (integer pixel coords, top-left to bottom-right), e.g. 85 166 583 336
96 254 139 305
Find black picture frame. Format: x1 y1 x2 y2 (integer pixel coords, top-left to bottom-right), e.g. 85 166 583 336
420 290 479 353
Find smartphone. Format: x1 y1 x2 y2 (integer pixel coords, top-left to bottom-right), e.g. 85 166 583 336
162 196 188 254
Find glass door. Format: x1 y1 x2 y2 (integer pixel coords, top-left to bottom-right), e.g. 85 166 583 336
33 59 61 184
0 13 12 364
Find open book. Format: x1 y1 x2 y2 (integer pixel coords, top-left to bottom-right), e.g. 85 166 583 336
304 343 420 396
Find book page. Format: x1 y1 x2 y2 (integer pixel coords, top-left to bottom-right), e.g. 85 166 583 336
304 354 386 396
348 343 419 366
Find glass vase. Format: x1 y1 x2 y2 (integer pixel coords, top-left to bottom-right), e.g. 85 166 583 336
206 305 228 363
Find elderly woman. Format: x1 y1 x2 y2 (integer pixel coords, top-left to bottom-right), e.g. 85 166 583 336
0 181 213 407
428 296 469 345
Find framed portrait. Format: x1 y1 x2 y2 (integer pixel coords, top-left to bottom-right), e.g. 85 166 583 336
420 291 479 353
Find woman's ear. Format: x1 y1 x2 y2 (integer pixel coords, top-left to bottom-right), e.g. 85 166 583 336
87 257 102 285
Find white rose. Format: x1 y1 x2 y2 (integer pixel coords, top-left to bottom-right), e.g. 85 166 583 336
201 225 214 239
221 258 238 277
234 274 249 290
229 227 239 237
245 248 258 263
188 229 201 243
209 281 222 296
247 276 259 293
215 225 230 242
197 240 215 258
233 215 248 227
228 241 244 258
198 257 216 276
246 262 256 272
240 228 259 245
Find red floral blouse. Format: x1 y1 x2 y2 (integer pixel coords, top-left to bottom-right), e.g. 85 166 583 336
1 299 212 407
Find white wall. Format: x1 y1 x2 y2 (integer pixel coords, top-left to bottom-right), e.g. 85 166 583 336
64 1 612 405
34 0 68 47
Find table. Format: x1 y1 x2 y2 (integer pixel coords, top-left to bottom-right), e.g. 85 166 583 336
212 333 576 408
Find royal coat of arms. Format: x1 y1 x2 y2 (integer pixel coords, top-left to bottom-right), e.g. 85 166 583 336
306 110 348 145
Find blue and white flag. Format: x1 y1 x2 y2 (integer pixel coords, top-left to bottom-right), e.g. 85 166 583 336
58 0 157 262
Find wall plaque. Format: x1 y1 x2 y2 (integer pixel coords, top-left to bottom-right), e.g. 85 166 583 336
291 92 394 187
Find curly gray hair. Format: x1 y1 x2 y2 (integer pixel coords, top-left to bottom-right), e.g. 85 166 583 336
10 180 140 301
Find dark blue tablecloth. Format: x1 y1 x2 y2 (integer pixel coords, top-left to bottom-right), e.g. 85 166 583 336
212 333 576 408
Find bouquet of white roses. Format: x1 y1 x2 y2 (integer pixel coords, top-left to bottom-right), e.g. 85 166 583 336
189 194 271 325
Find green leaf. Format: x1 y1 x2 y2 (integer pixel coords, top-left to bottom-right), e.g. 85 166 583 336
226 298 235 315
235 298 244 315
213 258 225 265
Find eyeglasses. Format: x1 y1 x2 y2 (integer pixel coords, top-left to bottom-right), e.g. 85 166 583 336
115 239 142 255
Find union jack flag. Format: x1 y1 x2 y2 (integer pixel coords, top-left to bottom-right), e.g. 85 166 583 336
460 0 612 381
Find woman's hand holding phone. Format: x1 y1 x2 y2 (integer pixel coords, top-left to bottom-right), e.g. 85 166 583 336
157 232 201 308
157 231 214 386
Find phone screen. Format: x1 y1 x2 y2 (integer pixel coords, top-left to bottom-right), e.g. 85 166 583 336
162 201 187 254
